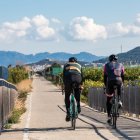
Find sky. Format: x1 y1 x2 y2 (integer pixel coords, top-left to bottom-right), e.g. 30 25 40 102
0 0 140 56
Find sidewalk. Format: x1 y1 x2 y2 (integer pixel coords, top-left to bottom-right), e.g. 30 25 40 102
0 75 120 140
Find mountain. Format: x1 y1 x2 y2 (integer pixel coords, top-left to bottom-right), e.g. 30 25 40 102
0 51 29 66
0 51 104 66
47 52 104 62
94 46 140 64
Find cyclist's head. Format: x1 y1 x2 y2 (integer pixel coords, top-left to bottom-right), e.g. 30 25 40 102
69 57 77 62
109 54 118 62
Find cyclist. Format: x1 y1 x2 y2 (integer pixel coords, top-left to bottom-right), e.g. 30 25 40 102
103 54 124 123
63 57 83 121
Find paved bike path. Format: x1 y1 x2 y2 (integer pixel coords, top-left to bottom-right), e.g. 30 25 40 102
0 75 120 140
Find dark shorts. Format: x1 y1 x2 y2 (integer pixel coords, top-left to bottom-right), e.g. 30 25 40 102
107 80 122 95
64 73 82 87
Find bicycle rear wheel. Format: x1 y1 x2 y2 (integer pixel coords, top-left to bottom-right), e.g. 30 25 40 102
112 105 117 129
71 101 76 130
71 118 76 130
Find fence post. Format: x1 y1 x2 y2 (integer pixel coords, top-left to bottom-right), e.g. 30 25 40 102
0 87 2 135
128 81 131 115
1 86 4 131
8 88 11 116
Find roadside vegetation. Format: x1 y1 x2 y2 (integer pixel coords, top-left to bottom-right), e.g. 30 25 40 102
81 66 140 103
50 66 140 104
5 66 32 128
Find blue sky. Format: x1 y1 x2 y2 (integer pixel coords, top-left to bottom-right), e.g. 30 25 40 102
0 0 140 56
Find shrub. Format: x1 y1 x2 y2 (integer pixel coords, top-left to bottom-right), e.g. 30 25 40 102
8 107 26 123
8 66 28 84
82 79 103 97
125 67 140 81
83 67 103 82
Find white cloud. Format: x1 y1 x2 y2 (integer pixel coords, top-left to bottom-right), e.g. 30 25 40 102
107 22 129 38
128 25 140 35
67 15 140 40
16 30 27 37
0 27 26 41
51 18 61 24
0 17 31 41
67 16 107 41
3 17 31 30
0 18 30 41
135 13 140 25
32 15 49 26
36 26 55 40
1 14 140 43
31 15 57 40
0 29 7 40
0 15 57 42
104 13 140 38
107 22 140 38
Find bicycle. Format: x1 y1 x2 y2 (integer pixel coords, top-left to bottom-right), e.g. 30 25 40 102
69 82 78 130
104 86 121 129
110 86 120 129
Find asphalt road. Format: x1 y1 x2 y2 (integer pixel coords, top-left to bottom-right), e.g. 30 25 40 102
0 75 139 140
80 101 140 140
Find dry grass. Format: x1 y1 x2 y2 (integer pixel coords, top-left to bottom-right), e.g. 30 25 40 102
7 79 33 125
16 79 32 93
15 79 32 109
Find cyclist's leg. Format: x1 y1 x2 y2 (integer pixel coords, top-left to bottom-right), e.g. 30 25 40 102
74 87 81 113
106 80 115 123
116 80 122 99
71 74 82 113
116 80 123 108
65 95 71 112
106 97 112 117
64 82 71 121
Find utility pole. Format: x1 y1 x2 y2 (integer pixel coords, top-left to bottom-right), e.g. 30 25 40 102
121 44 122 53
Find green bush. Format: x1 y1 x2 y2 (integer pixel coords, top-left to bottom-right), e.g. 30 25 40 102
83 67 103 82
125 67 140 81
8 107 26 123
82 79 103 97
8 66 28 84
83 66 140 82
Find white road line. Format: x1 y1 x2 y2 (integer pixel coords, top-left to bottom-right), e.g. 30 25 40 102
23 92 32 140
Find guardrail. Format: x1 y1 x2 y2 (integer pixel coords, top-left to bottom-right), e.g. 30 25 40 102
88 82 140 118
0 79 17 132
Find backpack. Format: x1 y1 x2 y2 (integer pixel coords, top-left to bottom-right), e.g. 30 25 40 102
106 62 122 80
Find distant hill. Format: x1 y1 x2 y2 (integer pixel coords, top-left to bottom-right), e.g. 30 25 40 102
94 46 140 64
29 58 88 67
0 51 104 66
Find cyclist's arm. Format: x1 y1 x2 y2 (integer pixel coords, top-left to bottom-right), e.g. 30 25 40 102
63 64 66 83
121 65 125 83
81 66 83 85
103 65 107 86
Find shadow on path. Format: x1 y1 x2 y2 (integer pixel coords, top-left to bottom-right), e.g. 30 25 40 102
2 126 93 133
